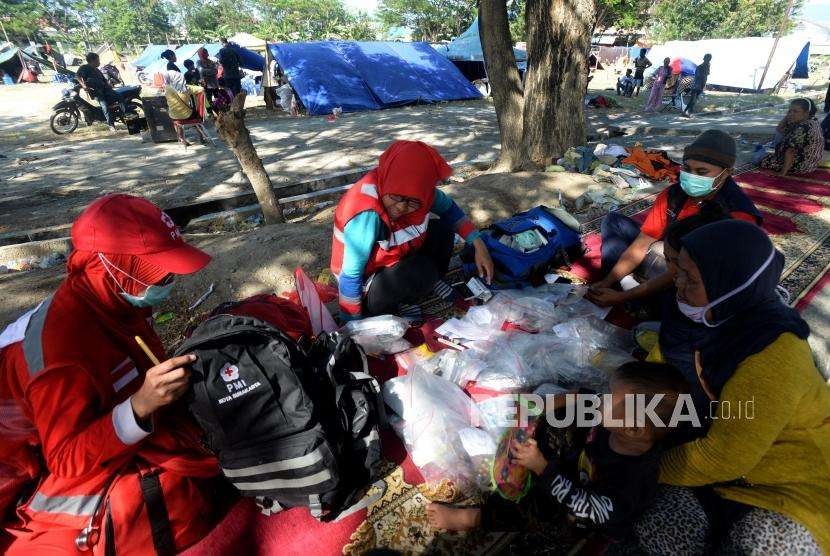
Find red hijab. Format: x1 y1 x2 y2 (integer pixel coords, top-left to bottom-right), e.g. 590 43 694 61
376 140 452 226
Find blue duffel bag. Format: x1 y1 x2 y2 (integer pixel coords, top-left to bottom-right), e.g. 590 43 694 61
462 206 582 289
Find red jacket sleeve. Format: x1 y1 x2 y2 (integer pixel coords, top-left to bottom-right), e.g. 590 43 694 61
639 190 669 239
731 211 760 225
27 368 148 479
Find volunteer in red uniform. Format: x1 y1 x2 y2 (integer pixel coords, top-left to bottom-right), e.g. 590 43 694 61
588 129 762 308
330 140 494 321
0 194 222 554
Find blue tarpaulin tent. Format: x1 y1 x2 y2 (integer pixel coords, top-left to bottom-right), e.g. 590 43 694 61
793 42 810 79
444 17 526 62
269 41 481 116
132 45 170 69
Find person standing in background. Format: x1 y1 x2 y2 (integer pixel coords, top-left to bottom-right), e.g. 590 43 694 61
633 48 652 96
262 38 278 110
196 47 220 116
644 57 671 113
217 38 242 98
682 54 711 118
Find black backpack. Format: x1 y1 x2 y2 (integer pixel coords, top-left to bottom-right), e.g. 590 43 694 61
175 308 386 521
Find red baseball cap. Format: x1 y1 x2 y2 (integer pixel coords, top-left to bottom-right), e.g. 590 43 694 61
71 194 211 275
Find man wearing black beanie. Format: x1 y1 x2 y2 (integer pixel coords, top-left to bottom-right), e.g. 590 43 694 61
588 129 764 309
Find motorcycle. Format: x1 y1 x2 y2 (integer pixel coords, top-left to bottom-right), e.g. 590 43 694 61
50 80 146 135
101 63 123 87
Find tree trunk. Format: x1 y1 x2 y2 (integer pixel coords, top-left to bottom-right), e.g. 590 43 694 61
479 0 526 172
520 0 595 167
215 93 285 224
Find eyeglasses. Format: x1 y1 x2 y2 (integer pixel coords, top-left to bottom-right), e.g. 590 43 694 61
388 195 422 211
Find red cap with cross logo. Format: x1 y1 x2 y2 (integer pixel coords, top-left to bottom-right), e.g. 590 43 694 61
71 194 211 275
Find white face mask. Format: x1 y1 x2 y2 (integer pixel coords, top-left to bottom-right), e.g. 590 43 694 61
98 253 175 308
676 247 776 328
676 299 708 323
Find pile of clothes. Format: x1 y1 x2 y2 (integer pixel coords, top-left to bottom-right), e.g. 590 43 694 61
586 94 620 109
550 144 681 213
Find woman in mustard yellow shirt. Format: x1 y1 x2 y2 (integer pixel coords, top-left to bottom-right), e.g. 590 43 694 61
163 70 209 146
636 220 829 553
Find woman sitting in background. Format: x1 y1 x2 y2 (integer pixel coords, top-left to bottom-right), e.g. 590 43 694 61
759 98 823 176
163 71 209 146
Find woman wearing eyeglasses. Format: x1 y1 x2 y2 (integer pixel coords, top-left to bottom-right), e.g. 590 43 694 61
330 140 494 322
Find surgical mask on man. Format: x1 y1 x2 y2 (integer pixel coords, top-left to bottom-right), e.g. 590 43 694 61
98 253 175 307
676 247 776 327
678 168 725 197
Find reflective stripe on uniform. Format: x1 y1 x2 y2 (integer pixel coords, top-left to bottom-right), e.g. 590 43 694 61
113 368 139 392
223 448 325 478
0 302 42 351
360 183 378 199
377 214 430 249
23 295 54 376
28 492 101 517
233 469 333 491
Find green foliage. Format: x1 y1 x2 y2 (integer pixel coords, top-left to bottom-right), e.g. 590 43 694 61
507 0 525 42
650 0 803 42
595 0 649 30
257 0 376 41
505 0 646 43
92 0 173 45
0 0 44 40
171 0 224 41
377 0 476 42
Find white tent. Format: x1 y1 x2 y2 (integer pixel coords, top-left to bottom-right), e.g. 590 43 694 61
792 21 830 55
646 36 810 90
228 32 266 51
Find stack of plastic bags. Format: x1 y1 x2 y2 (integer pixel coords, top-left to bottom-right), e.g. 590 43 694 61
380 283 636 497
382 365 495 496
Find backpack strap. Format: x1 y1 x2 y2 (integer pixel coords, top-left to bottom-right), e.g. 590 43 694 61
139 470 176 556
331 479 387 522
256 496 284 516
665 183 687 226
309 494 323 519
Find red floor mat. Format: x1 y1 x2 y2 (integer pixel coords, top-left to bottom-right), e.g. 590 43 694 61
735 171 830 197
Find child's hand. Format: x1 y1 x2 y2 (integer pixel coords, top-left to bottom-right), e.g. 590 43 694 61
511 438 548 476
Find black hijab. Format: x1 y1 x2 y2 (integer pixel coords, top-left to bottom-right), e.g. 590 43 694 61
675 220 810 398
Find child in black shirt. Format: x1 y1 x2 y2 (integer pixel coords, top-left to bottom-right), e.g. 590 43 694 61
427 362 690 540
183 59 201 86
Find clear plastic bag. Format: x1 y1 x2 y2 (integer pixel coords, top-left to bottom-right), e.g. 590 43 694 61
552 316 634 352
342 315 411 354
385 366 494 496
469 332 629 393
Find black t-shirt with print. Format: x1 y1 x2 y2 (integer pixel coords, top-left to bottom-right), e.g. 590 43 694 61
536 426 663 537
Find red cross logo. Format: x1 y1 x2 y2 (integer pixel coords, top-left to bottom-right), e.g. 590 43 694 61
220 363 239 382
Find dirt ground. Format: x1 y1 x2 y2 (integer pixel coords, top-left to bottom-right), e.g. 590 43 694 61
0 80 807 238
